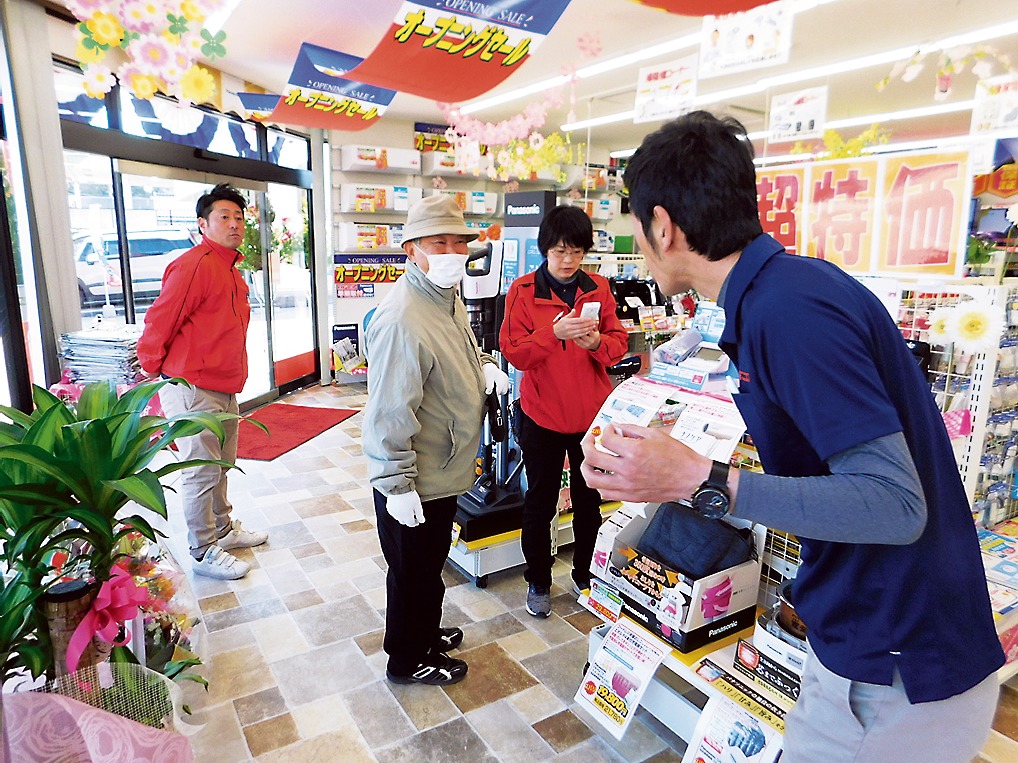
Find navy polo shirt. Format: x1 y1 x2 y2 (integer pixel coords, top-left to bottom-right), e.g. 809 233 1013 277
720 234 1004 703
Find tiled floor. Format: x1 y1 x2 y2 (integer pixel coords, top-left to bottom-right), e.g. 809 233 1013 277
161 382 1018 762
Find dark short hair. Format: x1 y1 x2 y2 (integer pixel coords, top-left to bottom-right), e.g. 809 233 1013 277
538 204 594 256
624 110 762 261
196 183 246 220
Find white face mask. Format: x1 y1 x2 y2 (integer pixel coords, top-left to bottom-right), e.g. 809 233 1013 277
416 245 469 289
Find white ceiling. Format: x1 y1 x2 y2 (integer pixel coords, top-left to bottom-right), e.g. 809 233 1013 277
189 0 1018 155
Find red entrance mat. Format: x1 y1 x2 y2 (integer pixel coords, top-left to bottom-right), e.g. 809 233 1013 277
237 403 357 460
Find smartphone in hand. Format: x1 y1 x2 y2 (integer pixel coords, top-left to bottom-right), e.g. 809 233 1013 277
580 302 601 320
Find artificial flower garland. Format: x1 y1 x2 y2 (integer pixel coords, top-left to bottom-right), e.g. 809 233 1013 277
69 0 228 105
876 45 1012 101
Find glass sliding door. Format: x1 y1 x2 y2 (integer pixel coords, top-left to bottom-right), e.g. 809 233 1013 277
61 156 318 406
264 182 316 389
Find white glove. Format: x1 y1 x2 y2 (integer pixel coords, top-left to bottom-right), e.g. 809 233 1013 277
386 490 426 527
483 363 510 395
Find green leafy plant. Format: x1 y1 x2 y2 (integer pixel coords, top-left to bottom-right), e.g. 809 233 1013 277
0 379 241 584
0 570 53 688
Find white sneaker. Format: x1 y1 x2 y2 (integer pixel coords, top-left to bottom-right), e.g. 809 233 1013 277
217 520 268 550
193 545 250 580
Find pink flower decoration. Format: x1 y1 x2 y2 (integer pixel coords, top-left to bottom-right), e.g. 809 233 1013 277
129 34 175 76
67 0 107 18
577 32 602 59
120 0 166 35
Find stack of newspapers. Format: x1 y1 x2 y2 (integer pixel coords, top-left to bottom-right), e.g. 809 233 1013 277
59 324 144 384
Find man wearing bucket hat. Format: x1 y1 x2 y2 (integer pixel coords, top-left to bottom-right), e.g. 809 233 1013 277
363 194 509 686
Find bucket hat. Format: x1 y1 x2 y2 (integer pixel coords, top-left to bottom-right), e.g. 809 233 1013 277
402 194 479 243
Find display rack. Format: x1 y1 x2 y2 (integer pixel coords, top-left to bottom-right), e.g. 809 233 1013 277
448 503 617 588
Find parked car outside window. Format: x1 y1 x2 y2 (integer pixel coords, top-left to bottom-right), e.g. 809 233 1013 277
74 228 197 307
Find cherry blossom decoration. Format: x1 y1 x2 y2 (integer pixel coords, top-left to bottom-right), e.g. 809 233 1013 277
70 0 229 105
876 45 1013 101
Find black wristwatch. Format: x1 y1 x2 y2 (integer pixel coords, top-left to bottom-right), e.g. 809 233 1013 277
691 460 731 519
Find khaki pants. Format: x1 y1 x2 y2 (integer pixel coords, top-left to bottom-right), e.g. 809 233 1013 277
159 382 239 556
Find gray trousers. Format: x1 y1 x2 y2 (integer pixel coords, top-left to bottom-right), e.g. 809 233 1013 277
782 645 1000 763
159 382 239 556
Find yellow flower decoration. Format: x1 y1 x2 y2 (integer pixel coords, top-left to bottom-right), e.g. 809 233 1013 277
126 70 162 100
179 1 207 23
76 38 106 65
180 64 216 104
954 303 1004 352
86 12 125 48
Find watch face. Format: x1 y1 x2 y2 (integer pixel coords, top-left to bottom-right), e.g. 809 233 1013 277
693 486 729 518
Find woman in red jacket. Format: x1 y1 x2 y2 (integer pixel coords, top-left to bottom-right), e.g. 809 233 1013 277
500 205 629 618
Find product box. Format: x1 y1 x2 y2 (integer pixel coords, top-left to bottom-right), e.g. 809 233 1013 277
590 501 764 653
732 637 801 704
752 608 807 678
336 222 404 251
339 184 423 213
339 145 421 174
425 188 499 216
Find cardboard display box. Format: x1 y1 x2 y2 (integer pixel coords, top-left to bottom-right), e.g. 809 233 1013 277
590 501 764 652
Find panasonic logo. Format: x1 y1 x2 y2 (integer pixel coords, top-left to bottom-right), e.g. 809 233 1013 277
506 204 540 215
708 621 739 637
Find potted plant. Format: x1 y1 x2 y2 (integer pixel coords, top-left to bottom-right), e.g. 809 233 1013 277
0 378 256 680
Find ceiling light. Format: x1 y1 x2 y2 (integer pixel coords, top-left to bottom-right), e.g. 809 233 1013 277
610 101 980 158
562 110 636 132
461 0 841 116
561 17 1018 133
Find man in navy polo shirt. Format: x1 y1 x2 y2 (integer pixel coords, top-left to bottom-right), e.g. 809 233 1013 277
580 111 1004 762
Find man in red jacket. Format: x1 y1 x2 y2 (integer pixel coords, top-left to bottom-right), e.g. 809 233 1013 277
137 183 267 580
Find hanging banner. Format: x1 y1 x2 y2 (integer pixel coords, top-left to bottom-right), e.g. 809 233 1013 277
768 87 827 144
805 159 879 272
971 74 1018 135
757 165 805 257
269 44 397 131
340 0 573 102
876 151 968 276
236 92 281 122
699 2 793 80
633 54 698 125
631 1 770 15
759 150 969 277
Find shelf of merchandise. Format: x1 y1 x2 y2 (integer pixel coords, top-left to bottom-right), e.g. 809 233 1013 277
330 143 525 385
447 502 618 588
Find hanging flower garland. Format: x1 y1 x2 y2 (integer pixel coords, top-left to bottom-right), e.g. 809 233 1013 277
69 0 228 105
876 45 1013 101
435 32 602 185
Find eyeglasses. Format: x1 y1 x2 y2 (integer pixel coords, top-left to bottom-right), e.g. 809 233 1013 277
547 246 586 261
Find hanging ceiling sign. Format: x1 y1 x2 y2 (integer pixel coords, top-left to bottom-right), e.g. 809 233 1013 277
768 86 827 144
340 0 573 102
268 44 397 130
631 0 770 14
699 2 793 80
633 54 698 125
236 92 282 122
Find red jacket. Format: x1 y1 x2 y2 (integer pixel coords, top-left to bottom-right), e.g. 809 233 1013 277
137 237 251 394
500 266 629 434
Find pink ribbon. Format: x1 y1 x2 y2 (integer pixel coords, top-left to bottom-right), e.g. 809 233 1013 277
66 567 150 674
